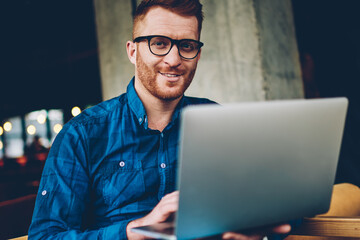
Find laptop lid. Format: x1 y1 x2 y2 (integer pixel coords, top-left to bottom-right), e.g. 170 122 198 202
175 97 348 239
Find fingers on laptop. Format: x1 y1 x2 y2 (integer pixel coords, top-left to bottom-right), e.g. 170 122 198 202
222 232 263 240
221 223 291 240
146 191 179 223
271 223 291 234
157 191 179 213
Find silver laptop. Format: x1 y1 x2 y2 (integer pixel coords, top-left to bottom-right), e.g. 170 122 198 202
132 97 348 240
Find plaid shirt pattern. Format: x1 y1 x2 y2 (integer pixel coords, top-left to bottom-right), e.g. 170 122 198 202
28 78 214 239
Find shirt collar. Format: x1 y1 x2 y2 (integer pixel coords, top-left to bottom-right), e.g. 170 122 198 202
170 96 185 123
126 77 186 130
126 77 147 126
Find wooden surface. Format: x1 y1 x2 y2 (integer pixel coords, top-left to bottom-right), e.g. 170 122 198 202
285 183 360 240
286 236 360 240
9 236 28 240
289 216 360 237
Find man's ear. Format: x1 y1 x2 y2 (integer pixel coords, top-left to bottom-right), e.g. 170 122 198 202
126 41 136 65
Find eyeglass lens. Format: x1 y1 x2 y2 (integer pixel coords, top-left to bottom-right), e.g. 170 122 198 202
149 36 201 59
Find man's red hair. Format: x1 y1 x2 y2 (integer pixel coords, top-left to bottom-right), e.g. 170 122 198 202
132 0 203 39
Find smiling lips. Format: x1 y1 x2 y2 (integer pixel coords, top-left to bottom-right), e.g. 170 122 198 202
159 71 182 78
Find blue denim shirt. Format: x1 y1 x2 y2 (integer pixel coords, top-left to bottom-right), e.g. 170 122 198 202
28 78 215 239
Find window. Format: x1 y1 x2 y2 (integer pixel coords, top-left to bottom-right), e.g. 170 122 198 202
0 109 64 159
4 117 24 158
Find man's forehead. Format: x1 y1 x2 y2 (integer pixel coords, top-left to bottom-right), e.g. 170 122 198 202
134 6 199 39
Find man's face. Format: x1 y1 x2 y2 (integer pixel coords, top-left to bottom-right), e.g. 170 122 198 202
129 7 201 102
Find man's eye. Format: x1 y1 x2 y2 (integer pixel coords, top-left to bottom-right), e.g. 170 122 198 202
180 41 196 52
151 40 168 49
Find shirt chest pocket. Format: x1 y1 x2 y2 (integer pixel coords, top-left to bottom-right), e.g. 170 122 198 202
100 160 145 207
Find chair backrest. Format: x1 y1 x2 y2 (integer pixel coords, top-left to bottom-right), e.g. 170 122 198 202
0 194 36 239
319 183 360 217
285 183 360 240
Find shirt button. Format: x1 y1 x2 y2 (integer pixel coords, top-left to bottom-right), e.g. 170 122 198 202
119 161 125 167
139 117 143 123
160 163 166 169
42 190 47 196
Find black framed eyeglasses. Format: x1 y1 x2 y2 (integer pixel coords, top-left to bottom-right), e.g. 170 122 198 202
133 35 204 60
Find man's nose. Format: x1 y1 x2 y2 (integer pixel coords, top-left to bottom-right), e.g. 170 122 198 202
163 44 182 67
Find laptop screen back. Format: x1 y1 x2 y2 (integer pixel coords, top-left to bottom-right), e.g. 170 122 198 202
175 98 348 239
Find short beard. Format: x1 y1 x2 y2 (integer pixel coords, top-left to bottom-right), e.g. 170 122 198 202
136 51 196 101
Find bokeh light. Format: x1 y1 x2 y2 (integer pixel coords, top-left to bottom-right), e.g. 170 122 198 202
27 125 37 135
37 114 47 124
3 121 12 132
53 124 63 134
71 106 81 117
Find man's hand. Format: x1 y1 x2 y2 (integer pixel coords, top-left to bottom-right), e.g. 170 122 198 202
221 223 291 240
126 191 291 240
126 191 179 239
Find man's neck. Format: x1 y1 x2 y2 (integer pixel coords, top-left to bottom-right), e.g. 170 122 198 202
145 99 180 132
134 80 181 132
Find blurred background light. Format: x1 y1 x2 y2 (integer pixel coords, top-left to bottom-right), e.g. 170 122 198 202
37 114 47 124
53 124 63 134
27 125 37 135
0 126 3 136
71 106 81 117
4 121 12 132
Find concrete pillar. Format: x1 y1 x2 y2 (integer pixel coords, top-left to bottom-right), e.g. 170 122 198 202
94 0 304 103
188 0 304 103
93 0 135 101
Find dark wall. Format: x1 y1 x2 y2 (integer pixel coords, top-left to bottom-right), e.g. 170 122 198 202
0 0 102 120
292 0 360 186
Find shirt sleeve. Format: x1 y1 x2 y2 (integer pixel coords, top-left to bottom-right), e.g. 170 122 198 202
28 122 130 240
